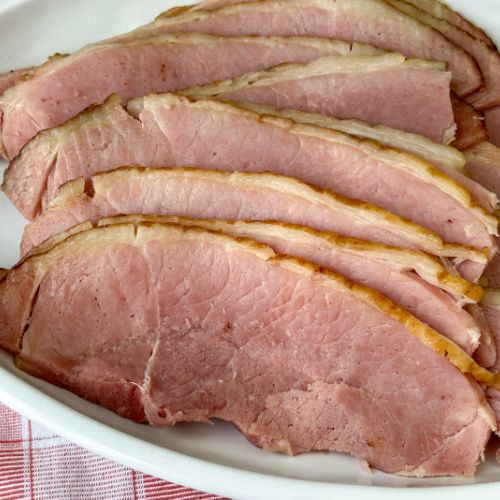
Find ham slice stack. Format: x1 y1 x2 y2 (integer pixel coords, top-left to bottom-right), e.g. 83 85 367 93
1 0 500 477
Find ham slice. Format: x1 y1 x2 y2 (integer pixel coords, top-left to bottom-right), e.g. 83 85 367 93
22 166 486 280
485 107 500 148
385 0 500 111
480 291 500 373
0 33 380 159
186 52 456 144
21 167 485 355
3 93 496 283
184 62 496 212
266 106 496 213
193 0 496 50
477 289 500 428
180 93 495 212
465 142 500 202
236 102 465 171
0 221 495 475
131 0 483 97
183 58 498 211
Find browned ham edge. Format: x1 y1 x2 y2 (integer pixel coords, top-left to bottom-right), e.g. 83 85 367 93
0 68 31 96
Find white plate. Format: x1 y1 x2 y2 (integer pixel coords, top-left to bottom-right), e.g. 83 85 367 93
1 0 500 497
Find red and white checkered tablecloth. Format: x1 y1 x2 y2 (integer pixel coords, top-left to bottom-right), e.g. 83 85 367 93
0 403 224 500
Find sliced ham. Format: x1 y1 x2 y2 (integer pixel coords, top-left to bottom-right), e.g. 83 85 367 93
385 0 500 111
185 59 498 211
188 96 496 213
193 0 496 50
236 102 466 173
451 93 488 150
130 0 483 97
485 107 500 148
481 290 500 365
185 61 497 212
21 167 485 355
101 215 497 369
0 33 380 159
478 289 500 428
465 142 500 202
463 141 500 300
22 167 487 282
0 221 496 475
186 52 456 144
4 93 496 283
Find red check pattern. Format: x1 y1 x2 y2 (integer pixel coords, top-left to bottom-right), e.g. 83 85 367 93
0 403 224 500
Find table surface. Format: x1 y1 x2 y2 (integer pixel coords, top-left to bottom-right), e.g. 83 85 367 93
0 403 224 499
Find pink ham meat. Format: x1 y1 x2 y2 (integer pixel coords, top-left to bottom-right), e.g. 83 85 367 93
0 33 380 159
465 142 500 203
468 142 500 290
451 94 488 150
192 0 495 106
481 290 500 373
0 221 496 475
186 53 456 144
133 0 482 97
477 289 500 429
3 93 497 283
247 103 496 213
193 0 496 53
385 0 500 111
21 168 485 356
384 0 500 147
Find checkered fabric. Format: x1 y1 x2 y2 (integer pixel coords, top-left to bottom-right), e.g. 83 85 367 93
0 403 223 499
